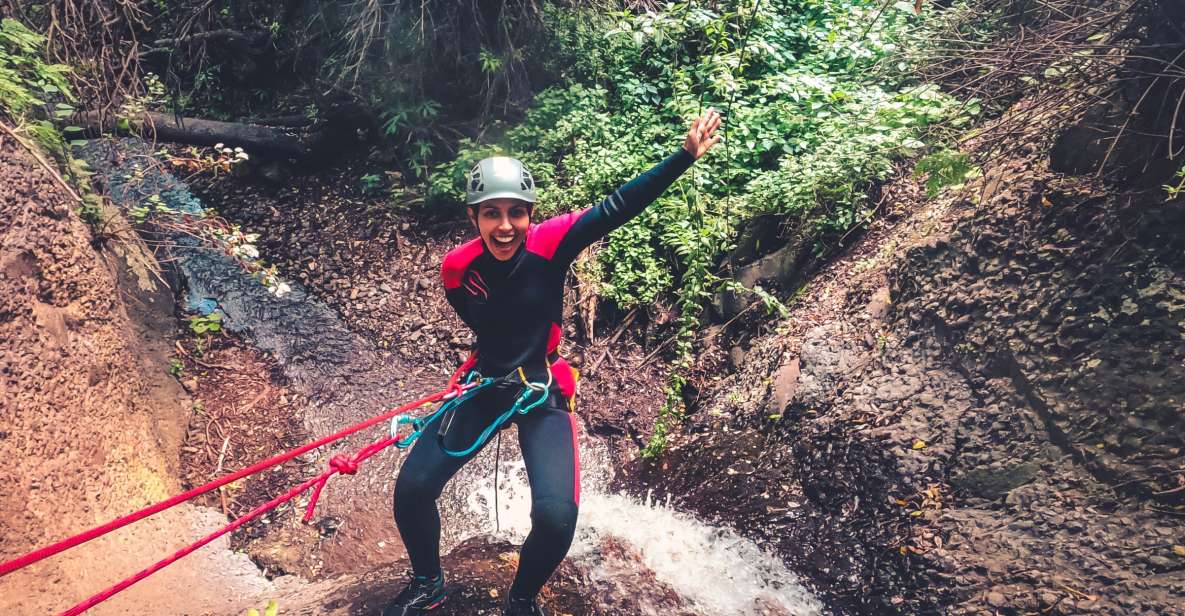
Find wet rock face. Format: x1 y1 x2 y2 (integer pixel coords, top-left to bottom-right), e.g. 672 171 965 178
630 322 969 615
628 155 1185 615
79 140 384 404
571 536 701 615
891 177 1185 501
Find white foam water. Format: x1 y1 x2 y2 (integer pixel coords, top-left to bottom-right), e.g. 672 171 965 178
457 435 822 616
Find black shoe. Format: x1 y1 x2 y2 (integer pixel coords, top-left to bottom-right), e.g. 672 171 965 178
503 594 547 616
382 571 448 615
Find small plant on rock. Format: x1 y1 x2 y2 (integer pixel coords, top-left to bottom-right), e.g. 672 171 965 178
915 149 981 198
244 600 278 616
187 312 223 335
115 71 165 131
1165 164 1185 201
360 173 382 193
128 193 177 224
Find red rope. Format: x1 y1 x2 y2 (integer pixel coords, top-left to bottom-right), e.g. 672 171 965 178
1 355 475 582
59 432 404 616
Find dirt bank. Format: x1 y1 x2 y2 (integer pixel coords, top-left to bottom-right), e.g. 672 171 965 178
0 130 279 615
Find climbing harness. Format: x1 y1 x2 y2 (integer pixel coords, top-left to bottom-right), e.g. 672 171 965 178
438 366 553 457
387 372 495 450
388 365 553 458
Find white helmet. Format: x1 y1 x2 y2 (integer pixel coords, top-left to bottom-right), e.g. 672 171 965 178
466 156 537 205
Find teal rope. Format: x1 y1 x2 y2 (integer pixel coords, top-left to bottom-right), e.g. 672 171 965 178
391 374 494 449
438 379 551 458
388 372 552 457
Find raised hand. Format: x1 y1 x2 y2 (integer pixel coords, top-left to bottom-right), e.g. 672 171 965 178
682 107 723 160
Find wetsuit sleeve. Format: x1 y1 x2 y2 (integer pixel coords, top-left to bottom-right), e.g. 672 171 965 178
441 238 484 329
444 288 473 329
549 148 695 265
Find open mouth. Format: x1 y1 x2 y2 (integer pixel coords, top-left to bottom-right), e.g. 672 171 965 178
491 234 517 247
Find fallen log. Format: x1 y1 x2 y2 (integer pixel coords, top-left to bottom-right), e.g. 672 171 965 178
74 100 376 166
153 29 257 48
75 110 328 160
243 114 317 128
138 112 320 158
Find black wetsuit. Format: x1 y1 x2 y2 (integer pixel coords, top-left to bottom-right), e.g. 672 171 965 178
393 147 694 601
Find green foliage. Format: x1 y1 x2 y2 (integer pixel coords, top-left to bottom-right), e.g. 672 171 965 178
1165 164 1185 201
915 148 980 197
0 18 76 158
381 100 441 137
0 18 72 119
188 312 224 335
244 600 279 616
429 0 971 455
381 100 441 179
168 358 184 377
435 0 965 299
479 48 504 75
360 173 382 194
118 72 166 120
0 17 111 231
720 280 790 317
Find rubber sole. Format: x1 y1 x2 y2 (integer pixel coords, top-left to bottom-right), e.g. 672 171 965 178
382 589 449 616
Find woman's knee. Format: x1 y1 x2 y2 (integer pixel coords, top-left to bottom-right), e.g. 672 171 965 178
394 468 441 508
530 497 578 539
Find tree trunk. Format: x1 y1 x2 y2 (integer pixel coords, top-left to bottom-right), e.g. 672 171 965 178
137 112 320 158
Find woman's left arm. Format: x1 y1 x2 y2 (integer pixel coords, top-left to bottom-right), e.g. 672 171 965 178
539 109 723 265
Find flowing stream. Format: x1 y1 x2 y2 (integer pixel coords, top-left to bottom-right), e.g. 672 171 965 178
462 444 821 616
82 140 821 616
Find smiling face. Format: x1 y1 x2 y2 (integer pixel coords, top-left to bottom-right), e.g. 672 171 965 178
468 198 532 261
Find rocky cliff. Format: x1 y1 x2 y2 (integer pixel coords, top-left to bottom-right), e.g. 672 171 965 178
630 4 1185 611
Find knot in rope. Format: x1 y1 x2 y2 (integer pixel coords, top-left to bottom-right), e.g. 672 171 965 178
329 454 358 475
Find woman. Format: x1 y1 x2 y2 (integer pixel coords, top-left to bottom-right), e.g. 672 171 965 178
386 109 721 616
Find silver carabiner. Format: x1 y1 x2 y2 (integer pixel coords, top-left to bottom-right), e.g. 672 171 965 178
389 413 414 440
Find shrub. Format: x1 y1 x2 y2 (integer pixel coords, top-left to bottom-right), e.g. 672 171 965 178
429 0 973 453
